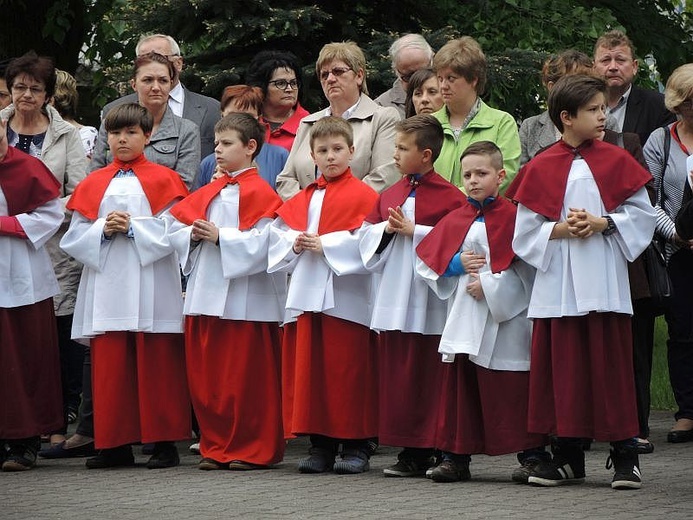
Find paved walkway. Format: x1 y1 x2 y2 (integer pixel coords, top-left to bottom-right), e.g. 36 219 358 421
1 410 690 519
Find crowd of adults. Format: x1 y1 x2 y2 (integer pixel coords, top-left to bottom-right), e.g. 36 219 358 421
1 27 692 473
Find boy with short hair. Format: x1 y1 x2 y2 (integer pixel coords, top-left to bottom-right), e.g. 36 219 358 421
268 116 379 475
416 141 547 483
507 74 656 489
167 112 286 471
359 114 465 477
61 103 191 469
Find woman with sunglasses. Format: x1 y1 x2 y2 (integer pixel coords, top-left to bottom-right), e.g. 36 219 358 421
275 41 400 201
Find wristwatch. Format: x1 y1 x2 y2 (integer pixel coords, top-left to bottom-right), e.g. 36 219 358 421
602 215 617 236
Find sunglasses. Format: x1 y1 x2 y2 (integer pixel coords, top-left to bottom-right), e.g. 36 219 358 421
319 67 352 81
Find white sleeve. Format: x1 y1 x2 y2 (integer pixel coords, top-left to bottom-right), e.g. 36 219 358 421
322 229 370 276
609 186 657 261
267 217 301 273
479 260 535 323
60 211 110 271
219 217 273 279
512 203 559 272
15 198 63 249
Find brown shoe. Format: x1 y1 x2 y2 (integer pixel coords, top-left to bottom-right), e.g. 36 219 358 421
227 460 268 471
199 457 228 470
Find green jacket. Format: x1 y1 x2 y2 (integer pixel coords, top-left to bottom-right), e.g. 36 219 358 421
433 100 520 193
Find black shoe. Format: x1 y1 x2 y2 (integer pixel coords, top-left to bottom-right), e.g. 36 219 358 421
298 446 336 474
667 429 693 443
146 443 180 469
2 440 39 472
430 459 471 483
528 441 585 487
38 440 96 459
635 438 654 455
512 457 544 484
141 443 156 455
86 445 135 469
606 446 642 490
383 456 434 477
333 448 370 474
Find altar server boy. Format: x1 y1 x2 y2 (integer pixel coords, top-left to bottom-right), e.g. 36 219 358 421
61 103 191 470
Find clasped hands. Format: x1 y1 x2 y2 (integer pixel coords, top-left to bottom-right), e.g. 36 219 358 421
103 211 131 237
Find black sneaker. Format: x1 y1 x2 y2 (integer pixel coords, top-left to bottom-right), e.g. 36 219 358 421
146 443 180 469
333 449 370 475
86 445 135 469
430 459 471 483
383 456 433 477
606 447 642 490
527 460 585 486
511 457 543 484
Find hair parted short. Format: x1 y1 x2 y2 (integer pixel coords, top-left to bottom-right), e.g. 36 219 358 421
460 140 504 171
104 103 154 134
389 34 434 70
395 114 444 162
404 68 437 118
6 51 56 99
541 50 594 88
214 112 265 160
220 85 264 115
309 116 354 150
664 63 693 113
316 41 369 95
135 34 181 57
548 74 606 133
432 37 487 95
132 52 177 84
245 50 304 100
594 30 636 59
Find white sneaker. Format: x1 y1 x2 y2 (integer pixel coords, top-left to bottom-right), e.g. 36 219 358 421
189 442 200 455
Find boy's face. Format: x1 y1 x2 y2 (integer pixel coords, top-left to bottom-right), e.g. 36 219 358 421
310 134 353 179
107 125 150 162
214 129 256 173
394 132 430 176
461 153 505 202
562 92 607 143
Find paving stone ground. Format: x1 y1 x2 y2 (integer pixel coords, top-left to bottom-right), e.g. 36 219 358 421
1 410 691 519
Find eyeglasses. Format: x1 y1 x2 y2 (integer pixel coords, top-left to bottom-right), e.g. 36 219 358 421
396 70 415 83
11 84 45 96
268 79 298 90
319 67 352 81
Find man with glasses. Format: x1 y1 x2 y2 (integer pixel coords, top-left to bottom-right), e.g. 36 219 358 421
100 34 220 157
375 34 434 119
593 29 674 146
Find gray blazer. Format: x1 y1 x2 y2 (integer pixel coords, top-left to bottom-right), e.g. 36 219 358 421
90 106 201 188
101 85 220 157
518 111 558 167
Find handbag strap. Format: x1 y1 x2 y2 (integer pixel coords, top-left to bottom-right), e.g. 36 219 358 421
658 125 671 209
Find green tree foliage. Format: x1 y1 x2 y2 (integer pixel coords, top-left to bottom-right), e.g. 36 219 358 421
6 0 692 123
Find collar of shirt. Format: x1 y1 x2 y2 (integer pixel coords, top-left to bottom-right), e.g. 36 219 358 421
168 82 185 117
605 84 631 133
324 97 361 120
451 97 482 140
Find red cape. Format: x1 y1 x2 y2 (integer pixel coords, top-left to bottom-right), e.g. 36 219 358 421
67 155 189 219
276 168 378 234
170 168 281 230
417 196 517 275
365 170 466 226
0 147 61 215
505 139 652 220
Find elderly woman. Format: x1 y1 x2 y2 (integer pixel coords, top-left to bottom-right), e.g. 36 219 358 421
1 52 88 449
432 37 520 192
246 50 310 152
0 118 64 471
404 68 444 118
91 52 200 188
275 41 400 200
644 63 693 445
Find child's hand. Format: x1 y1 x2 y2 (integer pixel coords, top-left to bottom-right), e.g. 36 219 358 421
294 232 323 254
191 219 219 244
460 250 486 273
104 210 131 237
566 207 606 239
386 206 414 236
465 272 484 300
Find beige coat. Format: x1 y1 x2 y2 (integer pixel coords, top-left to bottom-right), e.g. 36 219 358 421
275 95 400 201
1 103 88 315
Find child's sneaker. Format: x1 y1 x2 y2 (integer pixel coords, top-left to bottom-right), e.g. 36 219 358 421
606 446 642 490
430 459 471 483
383 455 434 477
333 448 370 474
298 447 335 474
511 457 543 484
527 442 585 487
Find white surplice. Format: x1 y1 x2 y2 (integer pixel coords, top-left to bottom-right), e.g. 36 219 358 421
167 185 286 322
0 188 62 308
359 197 447 334
417 220 534 370
268 190 373 327
512 158 656 318
61 177 184 338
